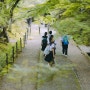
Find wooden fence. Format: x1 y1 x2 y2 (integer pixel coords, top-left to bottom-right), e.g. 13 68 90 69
0 32 28 73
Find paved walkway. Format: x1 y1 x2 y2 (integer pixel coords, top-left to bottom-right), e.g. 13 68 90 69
37 36 90 90
68 40 90 90
0 24 41 90
37 37 81 90
0 23 90 90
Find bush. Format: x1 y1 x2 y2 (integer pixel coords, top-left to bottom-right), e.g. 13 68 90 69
52 18 90 45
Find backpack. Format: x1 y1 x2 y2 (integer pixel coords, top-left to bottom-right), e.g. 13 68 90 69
62 36 69 45
63 39 69 45
42 37 47 45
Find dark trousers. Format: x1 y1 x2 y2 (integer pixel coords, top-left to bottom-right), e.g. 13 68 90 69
41 44 47 51
62 45 68 55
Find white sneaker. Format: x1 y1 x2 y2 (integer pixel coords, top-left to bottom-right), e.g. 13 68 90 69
65 55 67 57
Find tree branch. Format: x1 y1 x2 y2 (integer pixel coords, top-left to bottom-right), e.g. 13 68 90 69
10 0 20 17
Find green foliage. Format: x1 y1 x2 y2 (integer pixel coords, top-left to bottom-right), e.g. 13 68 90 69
0 6 10 26
25 0 90 46
53 18 90 45
0 43 11 71
0 0 21 26
0 37 24 72
62 3 80 17
0 51 6 71
0 0 90 46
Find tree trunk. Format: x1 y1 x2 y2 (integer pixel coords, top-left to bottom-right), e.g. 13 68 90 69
10 0 20 21
3 27 9 42
8 0 20 32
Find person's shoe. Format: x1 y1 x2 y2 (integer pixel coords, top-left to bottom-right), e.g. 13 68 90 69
48 63 50 67
65 55 67 57
49 62 53 67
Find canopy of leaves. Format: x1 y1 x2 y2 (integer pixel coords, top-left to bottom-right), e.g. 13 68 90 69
0 0 90 45
53 18 90 45
0 0 21 26
28 0 90 45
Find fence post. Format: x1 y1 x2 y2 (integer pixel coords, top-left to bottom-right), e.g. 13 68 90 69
16 42 18 57
23 35 25 47
12 47 14 63
6 53 8 73
24 33 27 45
20 38 22 52
27 29 29 39
30 24 31 34
39 26 40 35
25 32 27 41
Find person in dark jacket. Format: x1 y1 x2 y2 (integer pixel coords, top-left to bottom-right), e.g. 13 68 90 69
41 32 48 51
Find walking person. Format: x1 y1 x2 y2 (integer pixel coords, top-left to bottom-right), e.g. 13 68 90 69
44 35 56 67
61 35 69 56
47 31 52 44
41 32 48 51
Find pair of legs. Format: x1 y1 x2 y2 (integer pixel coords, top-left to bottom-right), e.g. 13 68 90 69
48 52 55 67
41 44 47 51
62 45 68 55
44 51 55 67
49 58 55 67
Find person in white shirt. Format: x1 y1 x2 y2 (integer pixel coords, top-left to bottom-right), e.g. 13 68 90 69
49 35 56 66
44 35 56 66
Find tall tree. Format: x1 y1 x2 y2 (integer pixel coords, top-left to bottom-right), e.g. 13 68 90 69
0 0 21 42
